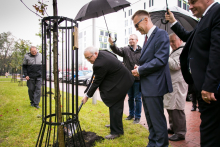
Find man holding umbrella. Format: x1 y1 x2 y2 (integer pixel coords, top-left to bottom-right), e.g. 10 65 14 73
165 0 220 146
109 34 142 124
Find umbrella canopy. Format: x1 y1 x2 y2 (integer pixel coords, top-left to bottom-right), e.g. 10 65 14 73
149 6 198 34
75 0 130 21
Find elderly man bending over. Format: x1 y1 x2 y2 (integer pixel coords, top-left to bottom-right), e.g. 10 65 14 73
82 46 134 140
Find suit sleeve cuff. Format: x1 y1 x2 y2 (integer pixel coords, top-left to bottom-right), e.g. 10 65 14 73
85 93 91 98
170 21 177 27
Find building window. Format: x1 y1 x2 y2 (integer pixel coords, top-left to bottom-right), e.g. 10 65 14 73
99 36 102 41
79 32 82 39
183 1 187 10
178 0 182 7
125 38 128 44
105 31 108 36
84 37 86 41
104 43 107 48
104 37 107 42
125 20 128 27
125 12 126 18
130 19 132 25
84 31 86 35
187 4 189 11
149 0 151 7
84 43 86 47
152 0 154 6
125 29 126 35
115 33 117 38
100 30 104 36
100 42 103 48
128 28 132 35
144 2 146 9
128 9 132 16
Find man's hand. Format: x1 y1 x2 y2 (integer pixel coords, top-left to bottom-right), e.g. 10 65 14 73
134 64 138 69
201 90 217 104
131 69 139 77
132 65 139 77
82 95 89 104
108 37 114 46
26 76 30 80
165 9 176 24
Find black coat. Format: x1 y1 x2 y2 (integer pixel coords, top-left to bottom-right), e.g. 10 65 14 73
86 50 134 107
171 3 220 94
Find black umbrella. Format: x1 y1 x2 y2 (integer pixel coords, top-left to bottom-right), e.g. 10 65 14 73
74 0 130 40
149 6 198 34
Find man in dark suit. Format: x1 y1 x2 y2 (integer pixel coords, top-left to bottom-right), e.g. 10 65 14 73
82 46 134 140
165 0 220 146
131 10 173 147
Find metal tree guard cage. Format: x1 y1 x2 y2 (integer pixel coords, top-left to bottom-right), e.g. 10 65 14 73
36 16 85 147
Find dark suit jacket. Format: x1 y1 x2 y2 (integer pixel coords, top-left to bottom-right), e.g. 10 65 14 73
85 50 135 107
139 27 173 97
171 3 220 94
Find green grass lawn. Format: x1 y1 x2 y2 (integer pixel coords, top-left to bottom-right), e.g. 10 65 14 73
0 77 151 147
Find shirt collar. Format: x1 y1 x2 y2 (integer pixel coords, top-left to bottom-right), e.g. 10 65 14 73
202 2 216 17
146 25 156 39
130 46 138 51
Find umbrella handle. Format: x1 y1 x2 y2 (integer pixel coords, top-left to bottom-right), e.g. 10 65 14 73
109 34 117 43
161 19 169 24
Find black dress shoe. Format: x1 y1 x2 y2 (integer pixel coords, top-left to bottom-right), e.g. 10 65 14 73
191 107 196 111
167 128 174 134
105 124 110 128
105 134 120 139
125 115 134 120
169 134 185 141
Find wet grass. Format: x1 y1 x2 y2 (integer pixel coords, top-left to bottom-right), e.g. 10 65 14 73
0 76 152 147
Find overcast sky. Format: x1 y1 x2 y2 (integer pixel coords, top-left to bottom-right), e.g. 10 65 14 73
1 0 219 46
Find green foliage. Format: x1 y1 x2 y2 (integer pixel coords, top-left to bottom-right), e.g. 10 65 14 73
0 78 154 147
10 39 31 71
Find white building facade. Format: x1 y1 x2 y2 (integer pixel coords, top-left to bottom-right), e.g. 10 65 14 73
77 0 191 70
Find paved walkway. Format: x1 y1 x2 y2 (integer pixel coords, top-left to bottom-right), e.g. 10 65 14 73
50 83 201 147
75 85 201 147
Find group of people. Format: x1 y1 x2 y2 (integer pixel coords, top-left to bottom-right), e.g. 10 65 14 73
22 0 220 146
82 0 220 146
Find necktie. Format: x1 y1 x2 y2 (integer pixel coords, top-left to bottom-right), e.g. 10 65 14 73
144 35 148 45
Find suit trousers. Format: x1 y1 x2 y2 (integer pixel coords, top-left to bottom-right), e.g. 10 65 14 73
27 78 42 106
109 96 126 135
198 92 220 147
167 109 186 137
142 96 168 147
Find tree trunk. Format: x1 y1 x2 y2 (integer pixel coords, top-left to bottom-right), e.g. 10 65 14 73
53 0 65 146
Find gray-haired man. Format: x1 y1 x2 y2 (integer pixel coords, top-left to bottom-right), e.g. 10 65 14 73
23 46 42 109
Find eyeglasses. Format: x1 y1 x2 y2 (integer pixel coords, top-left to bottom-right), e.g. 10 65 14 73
85 54 93 60
135 18 144 28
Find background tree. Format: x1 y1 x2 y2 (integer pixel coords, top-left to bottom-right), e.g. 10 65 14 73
10 39 31 73
0 32 15 75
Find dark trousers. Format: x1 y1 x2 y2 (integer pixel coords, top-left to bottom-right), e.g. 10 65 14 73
109 96 125 135
27 78 42 106
197 92 220 147
167 109 186 137
190 84 199 108
142 96 168 147
127 81 142 119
